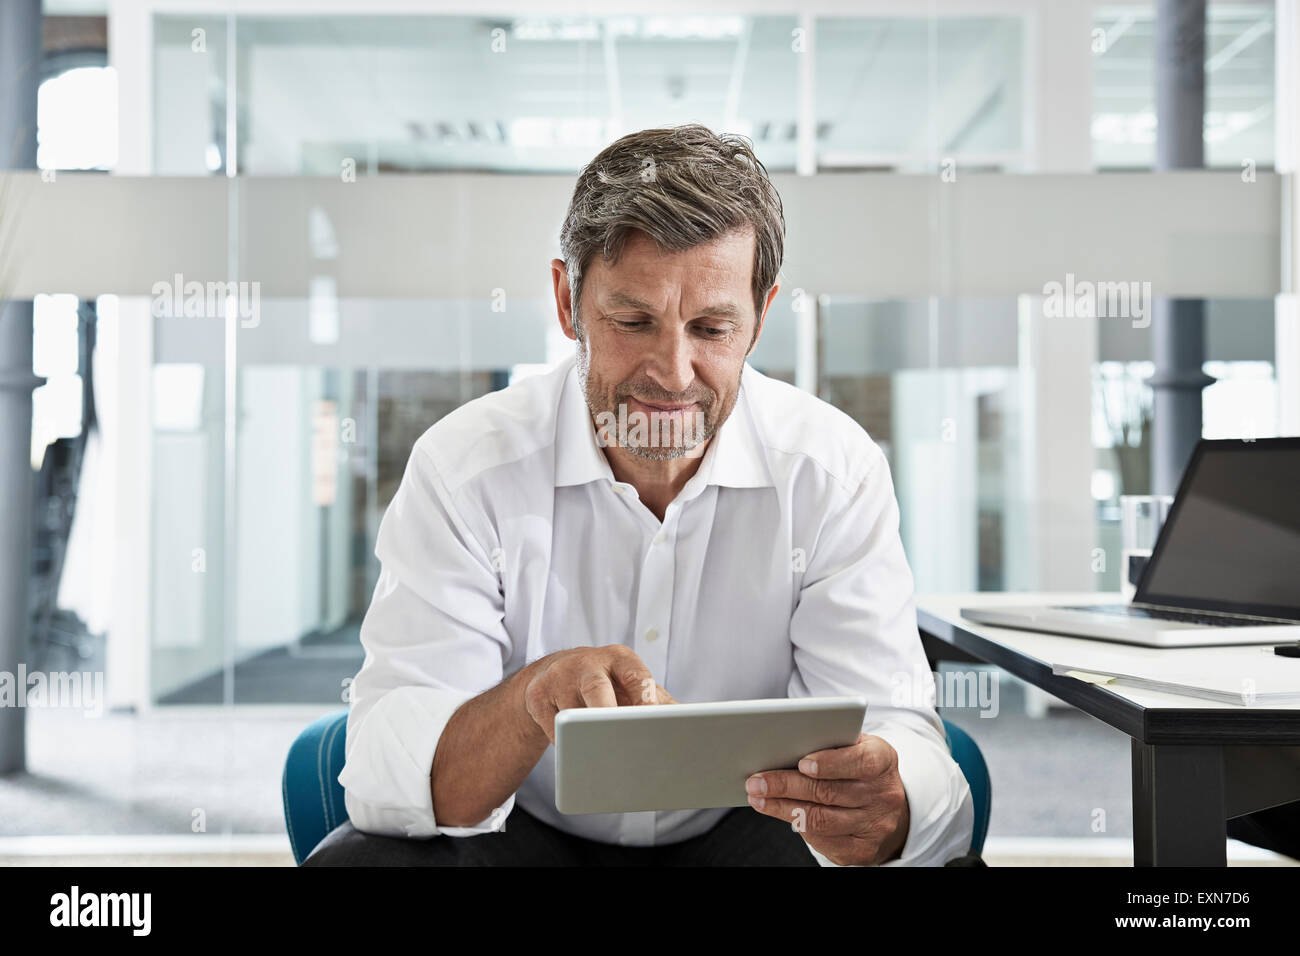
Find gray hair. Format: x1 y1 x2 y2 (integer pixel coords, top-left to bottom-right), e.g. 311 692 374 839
559 124 785 339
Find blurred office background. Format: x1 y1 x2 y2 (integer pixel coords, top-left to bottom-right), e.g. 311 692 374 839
0 0 1297 864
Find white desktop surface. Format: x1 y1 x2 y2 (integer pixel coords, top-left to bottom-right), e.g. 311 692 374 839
917 592 1300 712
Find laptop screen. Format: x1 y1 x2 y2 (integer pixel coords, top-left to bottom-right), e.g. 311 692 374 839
1137 440 1300 619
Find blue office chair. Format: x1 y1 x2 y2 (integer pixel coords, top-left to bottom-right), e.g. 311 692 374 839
942 719 991 856
282 710 351 867
283 709 990 865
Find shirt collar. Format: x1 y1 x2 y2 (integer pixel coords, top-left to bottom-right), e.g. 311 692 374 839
704 366 773 489
554 357 773 490
555 357 617 487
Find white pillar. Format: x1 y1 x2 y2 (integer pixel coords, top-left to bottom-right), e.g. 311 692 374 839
1013 297 1098 593
109 0 153 177
1015 0 1097 595
1026 0 1094 174
107 0 155 709
892 367 978 592
101 297 153 711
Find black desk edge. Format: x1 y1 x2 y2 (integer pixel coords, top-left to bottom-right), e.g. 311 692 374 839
917 606 1300 746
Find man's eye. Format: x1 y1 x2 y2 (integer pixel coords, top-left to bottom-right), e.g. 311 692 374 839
612 318 647 329
698 326 728 337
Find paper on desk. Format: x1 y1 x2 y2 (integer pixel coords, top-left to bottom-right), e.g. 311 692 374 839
1061 670 1117 685
1051 646 1300 705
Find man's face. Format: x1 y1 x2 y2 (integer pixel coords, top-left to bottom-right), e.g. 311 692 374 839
555 228 777 461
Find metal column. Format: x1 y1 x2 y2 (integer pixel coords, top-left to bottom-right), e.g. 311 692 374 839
0 0 43 774
1150 0 1214 494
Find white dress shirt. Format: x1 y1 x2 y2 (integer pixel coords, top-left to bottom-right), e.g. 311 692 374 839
339 353 974 866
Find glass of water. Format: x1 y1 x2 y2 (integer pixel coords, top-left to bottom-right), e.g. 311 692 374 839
1120 495 1175 600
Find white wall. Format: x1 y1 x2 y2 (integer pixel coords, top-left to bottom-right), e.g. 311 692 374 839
234 367 317 652
892 368 978 592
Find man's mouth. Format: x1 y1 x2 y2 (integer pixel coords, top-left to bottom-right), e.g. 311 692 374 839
629 397 698 413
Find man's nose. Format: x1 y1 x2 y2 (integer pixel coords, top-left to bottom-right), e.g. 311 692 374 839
646 326 694 395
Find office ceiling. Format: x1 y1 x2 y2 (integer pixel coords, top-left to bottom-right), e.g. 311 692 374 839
52 6 1283 173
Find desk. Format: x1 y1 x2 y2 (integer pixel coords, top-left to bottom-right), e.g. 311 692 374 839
918 592 1300 866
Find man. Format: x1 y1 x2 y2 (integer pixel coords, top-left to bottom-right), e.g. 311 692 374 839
306 124 974 867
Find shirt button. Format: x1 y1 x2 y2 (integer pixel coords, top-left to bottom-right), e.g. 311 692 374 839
653 531 667 546
611 484 625 495
645 628 659 642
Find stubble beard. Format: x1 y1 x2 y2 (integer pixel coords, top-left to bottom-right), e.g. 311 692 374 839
574 332 741 461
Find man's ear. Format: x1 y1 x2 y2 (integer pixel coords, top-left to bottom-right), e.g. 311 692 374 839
748 282 781 357
551 258 578 341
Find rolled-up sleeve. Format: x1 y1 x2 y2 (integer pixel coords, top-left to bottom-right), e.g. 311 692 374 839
787 444 974 867
339 439 516 839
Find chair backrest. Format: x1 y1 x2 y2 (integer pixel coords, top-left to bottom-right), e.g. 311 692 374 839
282 709 349 866
942 718 991 855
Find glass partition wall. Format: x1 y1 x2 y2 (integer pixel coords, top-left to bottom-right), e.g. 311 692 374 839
131 8 1279 709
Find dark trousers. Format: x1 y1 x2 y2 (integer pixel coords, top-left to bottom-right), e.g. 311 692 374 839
303 805 820 867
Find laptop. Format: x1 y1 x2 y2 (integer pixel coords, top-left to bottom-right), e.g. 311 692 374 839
962 437 1300 648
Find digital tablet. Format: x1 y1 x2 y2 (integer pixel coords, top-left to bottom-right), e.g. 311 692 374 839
553 696 867 815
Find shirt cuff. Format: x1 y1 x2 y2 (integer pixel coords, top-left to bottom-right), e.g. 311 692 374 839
339 685 516 839
805 725 974 867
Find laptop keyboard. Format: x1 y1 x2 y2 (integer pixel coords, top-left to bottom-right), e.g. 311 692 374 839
1057 604 1299 628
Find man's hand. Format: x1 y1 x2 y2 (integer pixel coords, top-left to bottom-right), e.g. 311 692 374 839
522 644 674 745
745 733 910 866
